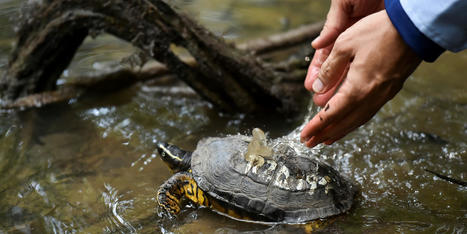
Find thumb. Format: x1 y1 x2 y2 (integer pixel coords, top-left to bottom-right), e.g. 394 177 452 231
304 46 332 92
312 1 348 49
312 43 352 94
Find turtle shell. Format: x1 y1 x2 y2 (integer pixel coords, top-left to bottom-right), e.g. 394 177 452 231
191 135 354 224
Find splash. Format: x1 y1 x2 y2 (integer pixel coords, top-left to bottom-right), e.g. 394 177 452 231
272 100 323 158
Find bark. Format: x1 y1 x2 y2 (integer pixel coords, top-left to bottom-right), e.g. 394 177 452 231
236 23 323 55
0 0 320 113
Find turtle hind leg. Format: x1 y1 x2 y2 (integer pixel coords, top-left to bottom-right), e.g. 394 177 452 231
157 172 210 215
301 218 335 233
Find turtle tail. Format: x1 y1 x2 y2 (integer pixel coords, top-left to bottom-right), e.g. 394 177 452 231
157 172 210 215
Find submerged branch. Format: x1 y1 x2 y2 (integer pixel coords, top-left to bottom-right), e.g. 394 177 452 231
425 169 467 186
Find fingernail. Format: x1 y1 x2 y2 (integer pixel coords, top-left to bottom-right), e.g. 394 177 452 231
312 78 324 93
311 36 319 47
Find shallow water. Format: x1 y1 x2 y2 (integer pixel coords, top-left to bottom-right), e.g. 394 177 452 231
0 0 466 233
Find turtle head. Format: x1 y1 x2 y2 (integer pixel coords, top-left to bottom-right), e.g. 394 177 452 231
156 142 192 172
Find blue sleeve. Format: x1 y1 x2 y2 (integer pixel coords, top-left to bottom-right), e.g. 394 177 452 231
385 0 444 62
385 0 467 62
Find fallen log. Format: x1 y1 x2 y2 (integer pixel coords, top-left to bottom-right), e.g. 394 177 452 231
0 0 321 113
3 33 317 109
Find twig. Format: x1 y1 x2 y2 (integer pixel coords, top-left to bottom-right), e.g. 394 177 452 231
236 22 323 55
425 169 467 186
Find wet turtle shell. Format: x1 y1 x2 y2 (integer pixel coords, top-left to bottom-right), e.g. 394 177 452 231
191 135 354 223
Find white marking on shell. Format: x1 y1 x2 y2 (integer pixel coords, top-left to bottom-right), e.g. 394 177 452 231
252 164 259 174
272 165 290 189
310 181 317 190
265 161 277 175
318 177 328 185
308 181 317 195
244 161 254 174
253 160 277 182
296 179 307 191
306 174 318 184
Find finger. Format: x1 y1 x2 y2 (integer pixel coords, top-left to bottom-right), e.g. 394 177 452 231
323 123 359 145
306 62 394 147
314 113 367 146
300 91 354 144
303 66 364 147
323 124 356 145
304 45 333 92
313 65 349 107
311 0 348 49
304 107 365 148
310 104 377 147
312 39 353 94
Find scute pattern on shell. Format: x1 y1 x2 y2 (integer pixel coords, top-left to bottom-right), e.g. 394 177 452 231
191 135 354 223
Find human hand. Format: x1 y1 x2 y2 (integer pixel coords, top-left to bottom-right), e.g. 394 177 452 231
305 0 385 102
311 0 385 49
300 10 422 147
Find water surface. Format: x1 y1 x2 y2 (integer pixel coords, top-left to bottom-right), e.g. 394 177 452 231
0 0 466 233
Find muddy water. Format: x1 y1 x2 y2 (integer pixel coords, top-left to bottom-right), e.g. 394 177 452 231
0 0 466 233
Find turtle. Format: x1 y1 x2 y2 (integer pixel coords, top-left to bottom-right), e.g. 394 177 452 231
156 129 355 225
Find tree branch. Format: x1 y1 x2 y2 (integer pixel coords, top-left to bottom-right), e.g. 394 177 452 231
1 0 321 113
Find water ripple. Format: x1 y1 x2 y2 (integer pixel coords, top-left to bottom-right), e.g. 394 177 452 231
102 183 136 233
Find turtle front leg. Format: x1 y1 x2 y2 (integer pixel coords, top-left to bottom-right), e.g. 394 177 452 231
157 171 211 215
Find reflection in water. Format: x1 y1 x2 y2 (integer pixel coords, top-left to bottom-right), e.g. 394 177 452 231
0 0 466 233
131 153 158 172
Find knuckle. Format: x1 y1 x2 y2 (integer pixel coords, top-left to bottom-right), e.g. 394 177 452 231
336 30 350 43
321 20 341 34
322 23 340 35
334 33 352 54
318 62 333 80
